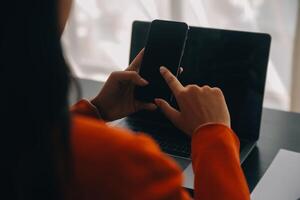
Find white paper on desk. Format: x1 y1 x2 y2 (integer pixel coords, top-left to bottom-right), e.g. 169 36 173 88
251 149 300 200
182 164 194 189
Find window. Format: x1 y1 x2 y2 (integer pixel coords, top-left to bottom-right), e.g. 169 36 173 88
62 0 300 112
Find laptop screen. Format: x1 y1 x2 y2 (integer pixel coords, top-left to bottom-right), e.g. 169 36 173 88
129 21 271 141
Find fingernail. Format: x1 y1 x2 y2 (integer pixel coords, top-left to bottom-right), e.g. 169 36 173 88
160 66 166 73
154 98 160 106
141 78 149 84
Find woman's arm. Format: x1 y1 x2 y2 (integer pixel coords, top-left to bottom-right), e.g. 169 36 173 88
192 124 250 200
156 67 250 199
128 124 250 200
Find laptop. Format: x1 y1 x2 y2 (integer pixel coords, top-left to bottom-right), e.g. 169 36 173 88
116 21 271 187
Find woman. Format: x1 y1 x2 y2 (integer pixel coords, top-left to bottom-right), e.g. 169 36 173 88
1 0 250 199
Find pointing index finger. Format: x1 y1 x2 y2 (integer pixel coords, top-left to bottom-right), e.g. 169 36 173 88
160 66 184 97
126 48 145 72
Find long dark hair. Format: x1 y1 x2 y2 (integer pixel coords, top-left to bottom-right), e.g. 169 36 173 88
1 0 71 199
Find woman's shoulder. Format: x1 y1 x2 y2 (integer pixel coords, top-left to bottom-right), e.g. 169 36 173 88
71 114 130 141
71 114 181 165
71 114 142 155
69 114 183 199
70 114 179 161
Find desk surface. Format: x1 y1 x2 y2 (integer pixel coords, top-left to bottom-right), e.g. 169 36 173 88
74 78 300 192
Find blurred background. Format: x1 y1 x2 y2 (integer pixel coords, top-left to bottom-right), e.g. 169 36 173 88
62 0 300 113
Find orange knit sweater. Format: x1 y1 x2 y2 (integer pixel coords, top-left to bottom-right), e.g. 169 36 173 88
69 100 250 200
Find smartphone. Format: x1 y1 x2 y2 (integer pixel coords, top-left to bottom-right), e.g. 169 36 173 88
134 19 189 102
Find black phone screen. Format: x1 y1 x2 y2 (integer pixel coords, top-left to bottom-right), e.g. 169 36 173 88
134 20 188 102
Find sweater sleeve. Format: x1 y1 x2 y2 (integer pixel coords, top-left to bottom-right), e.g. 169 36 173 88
70 99 102 119
191 124 250 200
71 115 191 200
119 134 192 200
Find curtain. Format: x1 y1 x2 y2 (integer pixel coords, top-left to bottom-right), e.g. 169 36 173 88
62 0 299 112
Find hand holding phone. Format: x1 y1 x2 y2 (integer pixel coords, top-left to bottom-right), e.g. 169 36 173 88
134 20 189 102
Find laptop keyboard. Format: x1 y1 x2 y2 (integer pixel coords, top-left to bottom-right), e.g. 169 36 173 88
117 118 250 159
150 131 191 158
117 118 191 158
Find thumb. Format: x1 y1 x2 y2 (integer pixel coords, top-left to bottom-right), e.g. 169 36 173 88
155 98 180 125
116 71 148 86
126 48 145 72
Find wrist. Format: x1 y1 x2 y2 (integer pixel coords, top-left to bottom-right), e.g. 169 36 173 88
192 122 231 136
90 98 107 121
